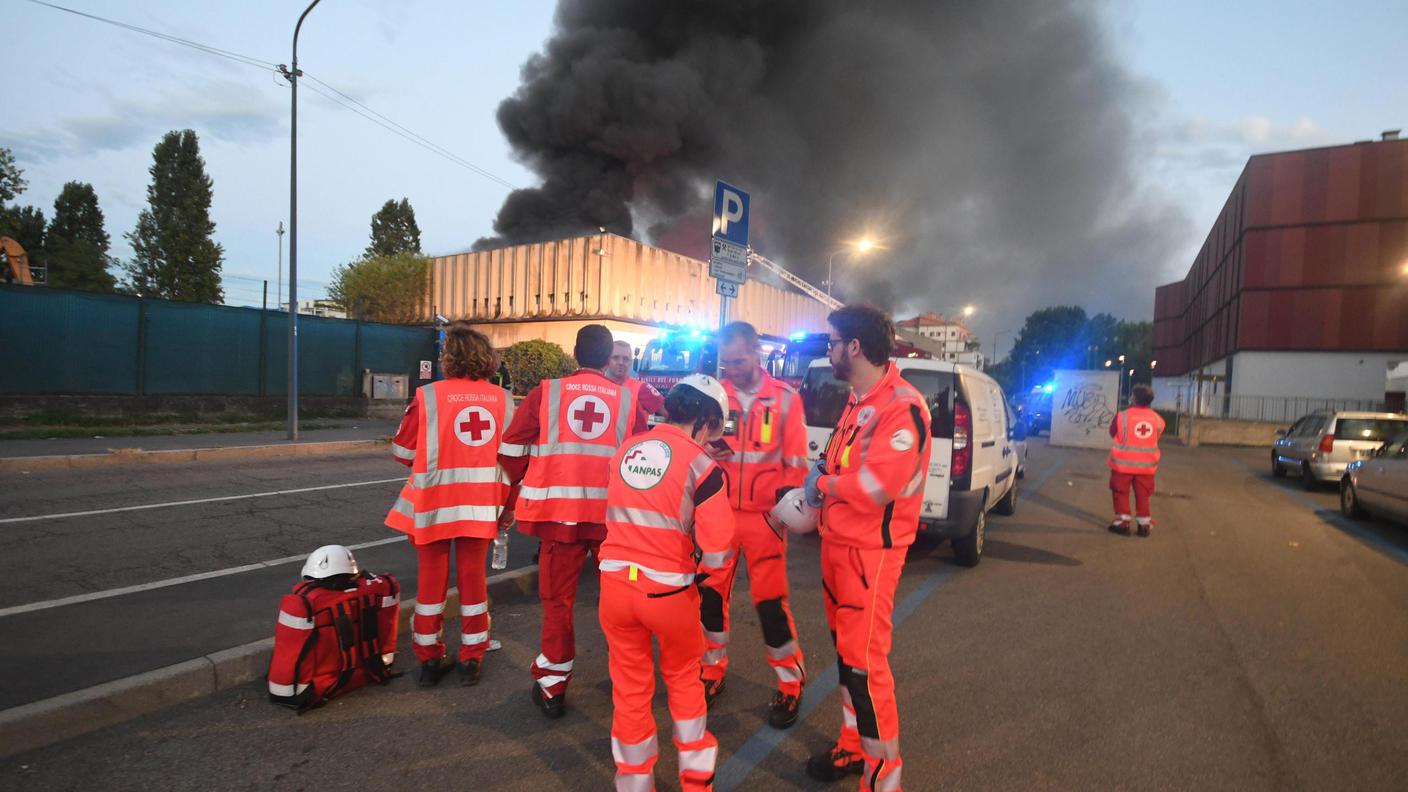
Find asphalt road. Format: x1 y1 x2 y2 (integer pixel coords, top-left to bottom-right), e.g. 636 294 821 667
3 440 1407 790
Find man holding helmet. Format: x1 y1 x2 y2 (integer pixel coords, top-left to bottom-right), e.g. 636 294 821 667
598 374 737 791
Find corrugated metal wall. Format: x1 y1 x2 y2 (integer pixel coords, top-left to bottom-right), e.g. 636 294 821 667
428 234 829 338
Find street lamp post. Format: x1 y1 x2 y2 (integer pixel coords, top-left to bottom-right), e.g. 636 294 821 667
280 0 323 441
823 238 876 298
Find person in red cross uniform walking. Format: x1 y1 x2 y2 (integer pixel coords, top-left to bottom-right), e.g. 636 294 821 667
498 324 649 719
386 322 514 688
697 321 810 729
1108 383 1165 537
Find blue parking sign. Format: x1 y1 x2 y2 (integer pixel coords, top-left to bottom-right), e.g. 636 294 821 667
712 181 750 246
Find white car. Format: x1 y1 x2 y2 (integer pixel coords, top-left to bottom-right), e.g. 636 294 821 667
1272 410 1408 488
799 358 1020 567
1341 429 1408 525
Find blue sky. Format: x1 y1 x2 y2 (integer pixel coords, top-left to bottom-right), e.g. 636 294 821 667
7 0 1405 339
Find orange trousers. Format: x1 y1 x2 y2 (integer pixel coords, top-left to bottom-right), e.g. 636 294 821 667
699 510 806 695
411 537 491 664
822 539 905 792
599 572 718 792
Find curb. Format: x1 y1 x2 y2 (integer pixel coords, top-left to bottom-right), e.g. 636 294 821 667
0 563 538 759
0 438 390 472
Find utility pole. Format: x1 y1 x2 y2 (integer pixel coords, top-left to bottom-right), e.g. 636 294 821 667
276 221 285 311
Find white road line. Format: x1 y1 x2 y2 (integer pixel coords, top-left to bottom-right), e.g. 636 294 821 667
0 477 406 525
0 535 409 618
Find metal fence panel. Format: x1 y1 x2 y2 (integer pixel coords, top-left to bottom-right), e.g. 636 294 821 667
361 322 436 385
0 285 139 393
296 314 359 396
143 300 263 394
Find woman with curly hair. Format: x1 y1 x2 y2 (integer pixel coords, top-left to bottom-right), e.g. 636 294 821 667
386 322 515 687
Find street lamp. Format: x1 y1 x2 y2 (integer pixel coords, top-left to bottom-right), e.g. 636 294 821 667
279 0 323 440
824 237 879 298
1104 359 1113 367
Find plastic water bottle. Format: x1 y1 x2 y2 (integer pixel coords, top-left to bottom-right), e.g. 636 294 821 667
491 524 510 570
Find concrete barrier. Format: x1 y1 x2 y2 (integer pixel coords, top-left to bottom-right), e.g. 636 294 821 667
1187 417 1284 447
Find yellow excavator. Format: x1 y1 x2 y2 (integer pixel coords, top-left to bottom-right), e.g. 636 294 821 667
1 236 36 285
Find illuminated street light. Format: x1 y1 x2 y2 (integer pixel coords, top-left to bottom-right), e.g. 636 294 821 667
1151 360 1158 369
1105 359 1113 368
1118 354 1126 363
962 304 975 318
824 238 881 298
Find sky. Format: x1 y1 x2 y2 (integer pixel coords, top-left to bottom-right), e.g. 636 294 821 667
6 0 1405 357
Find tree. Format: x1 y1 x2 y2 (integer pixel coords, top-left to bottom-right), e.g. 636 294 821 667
0 147 26 204
365 198 422 258
123 130 225 302
46 182 116 292
0 205 46 279
501 339 577 396
329 252 430 323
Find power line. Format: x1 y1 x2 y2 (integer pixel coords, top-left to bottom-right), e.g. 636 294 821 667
26 0 276 72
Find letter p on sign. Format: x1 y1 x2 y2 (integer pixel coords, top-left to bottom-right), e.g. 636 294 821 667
711 180 750 246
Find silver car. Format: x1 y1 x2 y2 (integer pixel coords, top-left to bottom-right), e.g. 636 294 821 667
1341 429 1408 525
1271 411 1408 489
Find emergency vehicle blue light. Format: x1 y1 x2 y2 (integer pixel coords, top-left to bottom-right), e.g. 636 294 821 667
689 328 702 338
1042 384 1054 393
788 331 807 342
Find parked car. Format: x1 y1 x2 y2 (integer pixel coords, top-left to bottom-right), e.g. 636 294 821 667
1024 389 1052 436
1341 429 1408 525
799 357 1020 567
1272 411 1408 489
1006 401 1028 479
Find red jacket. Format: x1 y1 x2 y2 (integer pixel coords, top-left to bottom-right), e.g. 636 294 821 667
1108 406 1164 475
717 369 809 512
817 363 932 549
499 369 649 543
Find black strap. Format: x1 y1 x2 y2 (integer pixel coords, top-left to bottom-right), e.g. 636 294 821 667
647 584 693 599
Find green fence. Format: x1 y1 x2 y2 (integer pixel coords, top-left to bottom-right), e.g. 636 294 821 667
0 285 436 396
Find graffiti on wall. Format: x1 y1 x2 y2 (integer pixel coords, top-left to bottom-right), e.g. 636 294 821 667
1049 369 1121 449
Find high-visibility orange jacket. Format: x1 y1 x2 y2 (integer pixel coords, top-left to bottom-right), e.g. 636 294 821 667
1107 406 1165 475
599 423 736 586
817 363 933 549
508 370 639 527
717 369 810 512
385 378 513 542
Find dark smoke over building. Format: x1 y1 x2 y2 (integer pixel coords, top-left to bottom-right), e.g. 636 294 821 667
482 0 1189 326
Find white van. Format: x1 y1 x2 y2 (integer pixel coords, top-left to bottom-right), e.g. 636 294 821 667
798 358 1022 566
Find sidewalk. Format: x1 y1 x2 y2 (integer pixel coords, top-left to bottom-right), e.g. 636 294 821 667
0 421 399 459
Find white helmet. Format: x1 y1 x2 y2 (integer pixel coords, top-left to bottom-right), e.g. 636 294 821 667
768 488 819 535
672 373 729 419
302 544 360 579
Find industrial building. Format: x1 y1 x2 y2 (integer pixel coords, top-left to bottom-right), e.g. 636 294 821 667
427 233 829 352
895 312 985 368
1152 132 1408 420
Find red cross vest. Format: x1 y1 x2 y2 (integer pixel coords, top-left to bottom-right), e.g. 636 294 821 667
385 378 513 543
718 371 810 512
518 374 636 525
1108 406 1165 475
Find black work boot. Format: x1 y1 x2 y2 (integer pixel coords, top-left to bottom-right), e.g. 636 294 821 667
531 684 565 719
1107 520 1132 536
702 676 726 706
1136 522 1152 537
805 743 865 782
767 689 802 729
457 658 482 687
417 657 451 688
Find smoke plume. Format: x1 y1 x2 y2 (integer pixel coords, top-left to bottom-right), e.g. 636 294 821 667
482 0 1190 330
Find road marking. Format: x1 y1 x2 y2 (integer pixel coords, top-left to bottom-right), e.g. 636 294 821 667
715 454 1065 791
0 477 406 525
0 535 409 618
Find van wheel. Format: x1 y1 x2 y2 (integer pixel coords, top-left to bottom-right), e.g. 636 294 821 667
1300 462 1318 490
1271 452 1285 478
953 508 985 568
1340 480 1367 519
994 478 1017 516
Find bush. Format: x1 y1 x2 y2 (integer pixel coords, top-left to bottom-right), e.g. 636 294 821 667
501 339 576 396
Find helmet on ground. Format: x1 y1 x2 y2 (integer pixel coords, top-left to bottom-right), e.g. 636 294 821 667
672 374 729 419
302 544 360 579
769 487 819 535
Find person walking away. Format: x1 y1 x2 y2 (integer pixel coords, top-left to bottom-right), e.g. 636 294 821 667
804 304 931 791
499 324 649 718
608 339 665 416
599 375 737 792
697 321 810 728
1107 384 1165 537
386 322 514 687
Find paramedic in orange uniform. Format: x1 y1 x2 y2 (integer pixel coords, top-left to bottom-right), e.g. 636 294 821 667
698 321 810 728
598 374 737 792
386 323 513 687
498 324 649 718
804 305 931 791
1107 383 1165 537
608 340 666 417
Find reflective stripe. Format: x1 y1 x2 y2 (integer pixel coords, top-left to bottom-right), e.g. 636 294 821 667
615 384 634 443
858 464 889 505
612 734 660 765
861 737 901 761
545 379 562 447
422 383 439 472
614 773 654 792
520 485 609 501
740 448 782 465
699 548 733 568
1114 459 1158 469
535 654 574 672
391 442 415 461
277 611 313 630
607 505 684 533
774 665 805 684
598 559 694 587
380 595 399 608
394 497 502 527
381 652 395 666
499 442 528 457
703 648 727 665
704 629 729 645
874 764 903 791
784 455 810 469
412 632 439 646
678 745 717 773
674 715 708 743
411 466 503 488
461 630 489 645
414 601 445 616
461 601 488 617
766 639 799 660
267 681 309 697
531 441 617 457
536 674 569 688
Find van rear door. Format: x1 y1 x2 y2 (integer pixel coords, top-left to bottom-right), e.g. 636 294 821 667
897 367 955 523
800 364 851 462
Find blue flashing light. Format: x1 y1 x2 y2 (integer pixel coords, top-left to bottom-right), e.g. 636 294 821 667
1042 384 1054 394
689 328 703 338
788 331 807 342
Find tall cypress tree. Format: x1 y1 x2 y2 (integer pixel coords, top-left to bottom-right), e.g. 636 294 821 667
47 182 116 292
124 130 224 302
366 198 423 258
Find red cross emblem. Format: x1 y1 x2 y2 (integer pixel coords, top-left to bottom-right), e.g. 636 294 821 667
1134 421 1155 440
453 406 496 447
568 395 612 440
